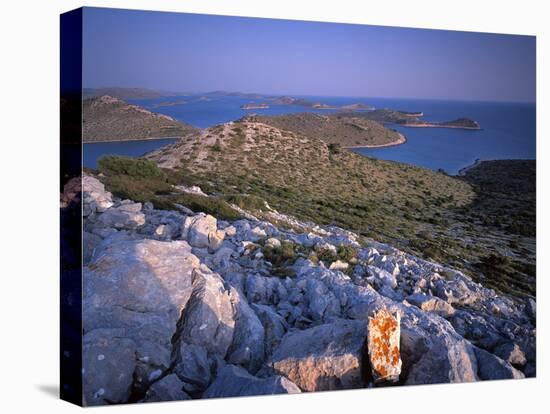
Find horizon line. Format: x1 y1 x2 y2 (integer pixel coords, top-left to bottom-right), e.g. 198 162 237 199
83 86 536 105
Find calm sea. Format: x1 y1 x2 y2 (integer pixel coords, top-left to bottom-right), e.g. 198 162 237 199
83 95 535 174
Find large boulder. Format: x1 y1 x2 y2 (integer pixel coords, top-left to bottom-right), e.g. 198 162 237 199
271 319 368 392
83 237 201 403
82 329 137 406
473 347 525 380
82 175 114 215
173 343 212 395
96 204 145 229
141 374 191 403
202 365 300 398
227 288 265 373
175 266 235 358
251 304 288 357
493 342 527 368
400 309 478 385
182 213 225 252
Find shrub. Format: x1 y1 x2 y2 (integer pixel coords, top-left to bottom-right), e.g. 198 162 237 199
224 194 266 211
98 155 164 179
337 244 358 262
328 143 341 154
169 193 241 220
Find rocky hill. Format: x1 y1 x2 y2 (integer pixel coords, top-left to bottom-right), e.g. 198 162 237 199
243 113 404 147
61 172 535 405
82 95 199 142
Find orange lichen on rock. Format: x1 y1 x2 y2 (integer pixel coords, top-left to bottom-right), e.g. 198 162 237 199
367 309 402 384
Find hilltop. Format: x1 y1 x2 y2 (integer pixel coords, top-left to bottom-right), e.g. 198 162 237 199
244 113 404 147
82 95 199 142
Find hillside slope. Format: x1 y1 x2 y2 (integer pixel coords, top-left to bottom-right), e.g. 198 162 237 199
145 121 534 297
245 113 403 147
83 95 199 142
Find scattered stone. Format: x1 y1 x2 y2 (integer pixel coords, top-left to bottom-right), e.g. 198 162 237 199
182 213 225 252
265 237 281 248
406 293 455 318
329 260 349 271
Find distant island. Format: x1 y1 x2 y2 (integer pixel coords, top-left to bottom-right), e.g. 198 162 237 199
241 102 270 110
82 95 198 142
270 96 374 112
341 109 481 130
150 100 188 108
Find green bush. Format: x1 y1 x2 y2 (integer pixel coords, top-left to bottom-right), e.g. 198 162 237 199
98 155 164 179
168 193 241 220
103 174 172 203
224 194 266 211
337 245 358 262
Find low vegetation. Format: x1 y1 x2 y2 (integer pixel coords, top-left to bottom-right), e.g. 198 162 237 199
95 155 242 221
102 121 533 298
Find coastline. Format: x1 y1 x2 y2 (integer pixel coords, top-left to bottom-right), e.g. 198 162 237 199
83 136 186 144
402 123 481 130
457 158 483 176
343 132 407 149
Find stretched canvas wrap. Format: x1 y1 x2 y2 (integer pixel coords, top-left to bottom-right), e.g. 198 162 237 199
60 6 536 406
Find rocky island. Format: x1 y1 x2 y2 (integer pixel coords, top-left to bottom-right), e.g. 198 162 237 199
342 109 481 130
241 103 270 110
82 95 199 143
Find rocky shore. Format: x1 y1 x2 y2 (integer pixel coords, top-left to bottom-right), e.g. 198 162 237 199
64 175 535 406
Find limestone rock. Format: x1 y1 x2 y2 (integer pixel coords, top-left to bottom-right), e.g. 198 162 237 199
176 266 235 358
182 213 225 252
83 237 201 402
96 206 146 229
473 347 525 380
203 364 300 398
173 343 212 395
227 288 265 373
367 309 402 384
406 293 455 318
251 304 288 357
141 374 191 403
493 342 527 367
272 319 368 391
83 329 136 406
81 175 114 215
329 260 349 271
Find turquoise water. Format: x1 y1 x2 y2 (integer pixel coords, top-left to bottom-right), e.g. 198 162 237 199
83 95 535 174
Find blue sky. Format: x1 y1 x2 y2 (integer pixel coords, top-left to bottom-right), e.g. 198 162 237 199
82 7 536 102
